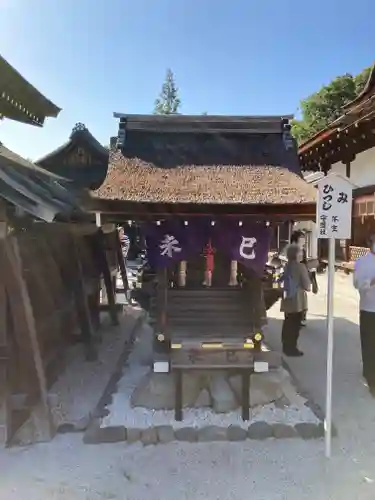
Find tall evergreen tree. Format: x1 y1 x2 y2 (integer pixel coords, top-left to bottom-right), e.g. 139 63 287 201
154 68 181 115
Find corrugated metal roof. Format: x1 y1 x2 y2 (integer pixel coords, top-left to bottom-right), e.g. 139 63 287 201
0 143 82 221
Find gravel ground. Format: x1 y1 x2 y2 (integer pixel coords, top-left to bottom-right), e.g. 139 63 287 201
102 325 319 430
0 434 374 500
1 273 375 500
48 308 141 428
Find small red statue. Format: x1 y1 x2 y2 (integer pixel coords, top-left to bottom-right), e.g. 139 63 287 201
202 239 215 287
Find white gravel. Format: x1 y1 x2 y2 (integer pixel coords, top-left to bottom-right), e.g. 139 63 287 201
48 308 141 427
101 321 319 430
102 365 319 430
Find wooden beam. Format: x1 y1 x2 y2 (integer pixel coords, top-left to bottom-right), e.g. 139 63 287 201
6 237 54 441
115 230 129 295
0 235 10 446
95 212 101 227
71 235 97 361
89 200 317 219
156 268 168 338
96 230 119 326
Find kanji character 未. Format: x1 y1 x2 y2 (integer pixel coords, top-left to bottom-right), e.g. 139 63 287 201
159 234 182 257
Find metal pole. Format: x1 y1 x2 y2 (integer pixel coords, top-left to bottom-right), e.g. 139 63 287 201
311 222 318 260
325 237 335 458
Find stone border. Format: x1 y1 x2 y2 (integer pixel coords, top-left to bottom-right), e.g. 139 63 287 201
83 421 326 445
57 311 145 434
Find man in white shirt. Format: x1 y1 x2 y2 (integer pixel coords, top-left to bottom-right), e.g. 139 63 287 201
353 237 375 395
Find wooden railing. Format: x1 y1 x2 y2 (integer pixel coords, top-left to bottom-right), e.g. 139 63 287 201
349 246 369 262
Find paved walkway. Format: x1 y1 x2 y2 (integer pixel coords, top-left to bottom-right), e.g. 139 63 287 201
1 273 375 499
268 272 375 476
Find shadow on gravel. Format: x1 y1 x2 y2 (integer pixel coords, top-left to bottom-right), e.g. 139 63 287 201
266 315 363 415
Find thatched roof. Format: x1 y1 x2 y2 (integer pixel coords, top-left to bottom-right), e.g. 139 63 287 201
95 115 316 206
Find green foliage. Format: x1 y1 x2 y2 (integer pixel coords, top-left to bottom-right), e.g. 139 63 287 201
154 68 181 115
292 66 372 145
354 66 371 95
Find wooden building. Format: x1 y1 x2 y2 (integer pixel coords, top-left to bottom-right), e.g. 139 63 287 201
93 114 315 220
299 63 375 263
89 114 316 396
0 143 83 222
0 60 125 444
36 123 109 191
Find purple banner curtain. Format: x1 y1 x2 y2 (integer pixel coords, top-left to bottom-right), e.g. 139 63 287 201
142 218 271 273
142 219 208 268
212 220 271 275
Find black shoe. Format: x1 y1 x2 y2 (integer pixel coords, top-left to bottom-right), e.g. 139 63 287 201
283 348 304 357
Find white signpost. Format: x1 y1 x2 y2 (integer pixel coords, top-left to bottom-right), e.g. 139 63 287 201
316 173 353 458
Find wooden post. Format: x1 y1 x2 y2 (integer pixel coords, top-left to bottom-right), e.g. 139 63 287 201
96 230 119 326
95 212 101 227
115 230 129 294
178 261 187 287
156 268 168 338
95 212 103 307
175 369 183 421
71 235 97 361
0 202 10 446
228 260 238 286
241 370 251 421
276 224 280 250
6 237 54 440
288 221 293 241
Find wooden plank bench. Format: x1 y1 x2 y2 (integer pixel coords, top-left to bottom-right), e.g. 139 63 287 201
319 259 355 274
170 344 281 422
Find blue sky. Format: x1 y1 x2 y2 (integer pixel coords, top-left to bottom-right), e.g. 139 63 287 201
0 0 374 160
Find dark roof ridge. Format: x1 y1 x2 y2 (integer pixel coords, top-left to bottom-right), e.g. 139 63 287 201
36 122 108 165
114 113 294 122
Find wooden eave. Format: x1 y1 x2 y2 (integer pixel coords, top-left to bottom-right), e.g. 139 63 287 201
299 66 375 170
0 55 61 126
85 198 316 222
299 112 375 171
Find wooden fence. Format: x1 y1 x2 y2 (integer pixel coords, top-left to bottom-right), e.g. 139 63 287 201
0 221 127 445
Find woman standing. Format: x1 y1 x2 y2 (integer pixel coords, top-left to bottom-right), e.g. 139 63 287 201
290 230 318 326
281 244 311 357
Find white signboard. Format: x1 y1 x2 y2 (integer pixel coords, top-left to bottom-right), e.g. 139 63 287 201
316 173 353 239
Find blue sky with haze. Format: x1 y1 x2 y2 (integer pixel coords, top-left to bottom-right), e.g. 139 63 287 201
0 0 374 160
